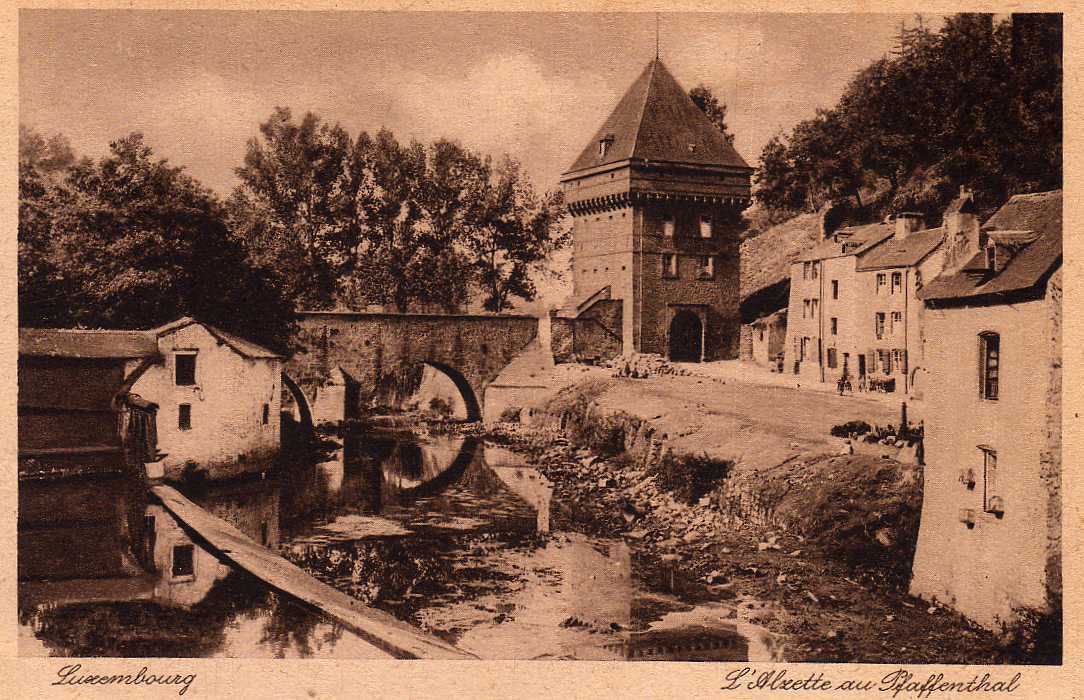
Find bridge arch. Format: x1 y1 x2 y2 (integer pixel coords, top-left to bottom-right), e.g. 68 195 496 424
421 361 482 422
281 372 314 432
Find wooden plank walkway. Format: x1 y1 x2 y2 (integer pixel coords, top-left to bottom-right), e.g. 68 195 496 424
150 484 475 660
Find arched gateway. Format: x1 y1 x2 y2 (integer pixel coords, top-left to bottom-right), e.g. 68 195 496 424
668 309 704 362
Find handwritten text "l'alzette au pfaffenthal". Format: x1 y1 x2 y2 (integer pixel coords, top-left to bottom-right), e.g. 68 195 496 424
722 668 1022 698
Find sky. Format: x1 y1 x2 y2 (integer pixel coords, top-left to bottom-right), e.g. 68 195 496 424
19 10 939 197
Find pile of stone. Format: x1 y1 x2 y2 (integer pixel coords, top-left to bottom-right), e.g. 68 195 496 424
606 353 689 379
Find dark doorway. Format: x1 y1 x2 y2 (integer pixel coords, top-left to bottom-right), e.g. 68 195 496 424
668 310 704 362
858 354 867 378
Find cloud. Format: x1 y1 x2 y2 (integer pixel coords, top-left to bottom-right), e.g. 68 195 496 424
388 52 621 191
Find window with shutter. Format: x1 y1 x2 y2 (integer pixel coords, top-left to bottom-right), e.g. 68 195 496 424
979 332 1000 400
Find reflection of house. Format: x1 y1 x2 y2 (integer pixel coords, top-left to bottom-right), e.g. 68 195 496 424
556 58 753 363
911 190 1062 630
145 504 231 607
21 318 283 480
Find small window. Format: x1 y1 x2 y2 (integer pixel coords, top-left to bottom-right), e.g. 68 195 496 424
980 332 1000 400
986 246 996 270
827 348 837 369
803 262 811 280
875 313 886 339
758 328 765 342
811 262 819 280
810 298 819 316
803 299 810 318
662 253 678 278
178 403 192 431
262 403 270 425
171 544 195 579
831 280 839 299
876 273 886 292
260 521 270 546
662 214 674 238
175 353 197 386
697 255 715 279
831 317 838 335
891 271 903 294
891 311 902 334
699 216 712 238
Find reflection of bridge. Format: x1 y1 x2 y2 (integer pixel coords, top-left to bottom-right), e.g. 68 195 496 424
285 311 539 424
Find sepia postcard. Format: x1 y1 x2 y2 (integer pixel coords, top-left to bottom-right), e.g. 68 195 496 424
5 3 1078 698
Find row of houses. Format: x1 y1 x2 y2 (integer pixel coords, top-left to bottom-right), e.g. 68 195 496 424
748 189 1063 631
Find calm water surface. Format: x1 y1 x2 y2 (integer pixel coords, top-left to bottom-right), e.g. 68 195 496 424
19 426 782 661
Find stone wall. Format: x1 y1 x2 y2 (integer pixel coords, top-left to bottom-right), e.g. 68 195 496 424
289 312 539 420
1040 268 1062 609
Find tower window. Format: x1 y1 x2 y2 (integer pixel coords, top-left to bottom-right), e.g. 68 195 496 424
831 280 839 299
979 446 1000 514
875 313 886 339
830 317 838 335
662 254 678 278
662 214 674 238
178 403 192 431
699 216 713 238
262 403 270 425
697 256 715 279
599 135 614 157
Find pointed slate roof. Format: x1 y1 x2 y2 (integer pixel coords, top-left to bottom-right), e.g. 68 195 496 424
564 59 750 176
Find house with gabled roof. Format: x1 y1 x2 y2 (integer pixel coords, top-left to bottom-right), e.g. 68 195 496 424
782 219 895 384
19 317 283 481
557 58 753 363
910 190 1062 630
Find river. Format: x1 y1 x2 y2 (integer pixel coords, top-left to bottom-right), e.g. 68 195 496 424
18 424 782 661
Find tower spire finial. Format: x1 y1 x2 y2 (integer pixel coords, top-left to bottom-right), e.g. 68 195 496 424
655 12 660 60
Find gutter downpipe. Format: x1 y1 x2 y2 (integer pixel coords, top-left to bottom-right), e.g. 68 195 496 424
819 259 825 384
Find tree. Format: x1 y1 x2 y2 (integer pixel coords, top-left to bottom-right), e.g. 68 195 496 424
689 84 735 146
464 157 569 312
752 13 1061 223
18 132 293 352
230 107 354 310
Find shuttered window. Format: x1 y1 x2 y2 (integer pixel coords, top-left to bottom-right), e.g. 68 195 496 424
980 332 1000 400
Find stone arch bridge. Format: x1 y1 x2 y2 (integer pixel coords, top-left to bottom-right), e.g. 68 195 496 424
284 311 540 424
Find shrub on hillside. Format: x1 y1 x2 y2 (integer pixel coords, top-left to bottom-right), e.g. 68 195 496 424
650 451 734 505
498 406 522 423
830 420 872 438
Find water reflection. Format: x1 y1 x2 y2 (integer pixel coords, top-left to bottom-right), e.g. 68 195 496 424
19 477 386 659
20 425 782 661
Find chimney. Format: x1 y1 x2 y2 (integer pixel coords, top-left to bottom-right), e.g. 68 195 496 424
894 212 924 240
940 187 983 275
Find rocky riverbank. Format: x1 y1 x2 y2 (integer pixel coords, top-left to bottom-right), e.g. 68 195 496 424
436 413 1026 664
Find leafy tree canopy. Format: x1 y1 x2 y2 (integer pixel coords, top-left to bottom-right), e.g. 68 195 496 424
689 84 736 146
231 108 569 313
753 13 1061 224
18 128 294 352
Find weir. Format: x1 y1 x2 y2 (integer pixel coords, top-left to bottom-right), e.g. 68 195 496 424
149 484 475 660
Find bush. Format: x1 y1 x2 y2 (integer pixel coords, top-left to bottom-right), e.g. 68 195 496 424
498 406 522 423
649 451 733 505
427 397 452 418
831 420 872 438
1001 601 1062 665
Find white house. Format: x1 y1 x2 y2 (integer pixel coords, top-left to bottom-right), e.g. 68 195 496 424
128 318 283 479
19 317 283 481
910 191 1062 630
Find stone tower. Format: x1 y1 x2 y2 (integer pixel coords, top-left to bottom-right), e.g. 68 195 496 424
560 59 752 362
